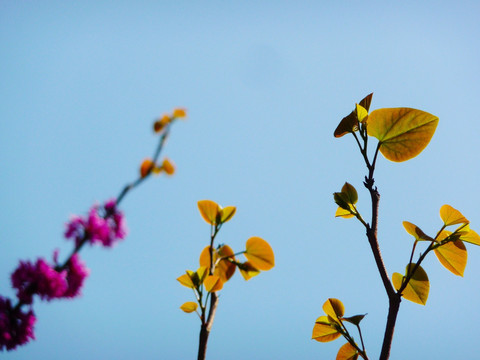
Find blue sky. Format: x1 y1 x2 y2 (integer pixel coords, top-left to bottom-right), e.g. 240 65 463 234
1 1 480 359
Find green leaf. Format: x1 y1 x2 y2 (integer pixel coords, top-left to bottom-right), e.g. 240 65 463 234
434 240 467 276
334 192 351 211
341 182 358 204
392 263 429 305
367 107 438 162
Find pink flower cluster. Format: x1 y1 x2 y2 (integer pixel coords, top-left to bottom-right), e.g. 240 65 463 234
0 297 35 351
1 198 125 351
65 199 127 247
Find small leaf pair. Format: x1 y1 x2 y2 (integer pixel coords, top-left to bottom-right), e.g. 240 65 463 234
153 108 187 133
334 183 358 219
197 200 236 226
140 158 175 178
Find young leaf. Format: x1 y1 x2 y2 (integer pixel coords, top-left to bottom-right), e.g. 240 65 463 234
334 111 358 138
244 237 275 271
342 314 366 326
336 342 359 360
197 200 220 224
341 182 358 204
460 228 480 246
323 298 345 322
402 221 434 241
204 275 223 292
359 93 373 112
355 104 368 123
177 273 195 288
140 159 155 178
199 245 236 282
367 107 439 162
440 204 469 226
220 206 236 223
434 240 467 276
335 207 355 219
180 301 198 313
237 261 260 280
392 264 429 305
312 316 341 343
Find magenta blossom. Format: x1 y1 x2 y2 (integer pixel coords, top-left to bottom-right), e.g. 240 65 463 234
64 199 127 248
63 254 89 298
11 259 68 304
0 296 36 351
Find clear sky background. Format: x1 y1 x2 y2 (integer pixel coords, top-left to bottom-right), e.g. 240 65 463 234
1 1 480 359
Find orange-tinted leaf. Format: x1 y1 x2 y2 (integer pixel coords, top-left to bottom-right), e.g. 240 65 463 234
199 245 236 282
197 200 220 224
173 108 187 118
161 158 175 175
153 114 171 133
237 261 260 280
402 221 434 241
440 205 469 226
140 159 154 178
434 240 467 276
367 108 438 162
392 263 429 305
204 275 223 292
220 206 236 223
323 298 345 322
177 273 194 288
336 342 359 360
180 301 198 313
460 227 480 246
312 316 341 343
245 237 275 271
335 206 355 218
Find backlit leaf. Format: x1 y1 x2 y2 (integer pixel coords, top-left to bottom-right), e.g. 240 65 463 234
334 111 358 138
460 227 480 246
356 104 368 123
245 237 275 271
199 245 236 282
323 298 345 322
359 93 373 112
440 205 469 226
392 264 429 305
220 206 236 223
334 192 351 211
341 182 358 204
140 159 154 178
180 301 198 313
402 221 434 241
177 273 194 288
434 240 467 276
237 261 260 280
312 316 341 343
204 275 223 292
336 342 359 360
367 108 438 162
173 108 187 118
335 206 355 218
161 158 175 175
197 200 220 224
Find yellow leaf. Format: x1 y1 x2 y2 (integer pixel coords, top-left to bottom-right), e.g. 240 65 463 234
161 158 175 176
312 316 341 343
180 301 198 313
392 264 429 305
172 108 187 118
237 261 260 280
367 108 438 162
356 104 368 123
323 298 345 323
204 275 223 292
460 228 480 246
245 237 275 271
197 200 220 225
220 206 236 223
440 205 469 226
336 342 359 360
199 245 236 282
140 159 154 178
335 206 355 218
434 240 467 276
153 114 171 133
402 221 434 241
177 273 194 288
